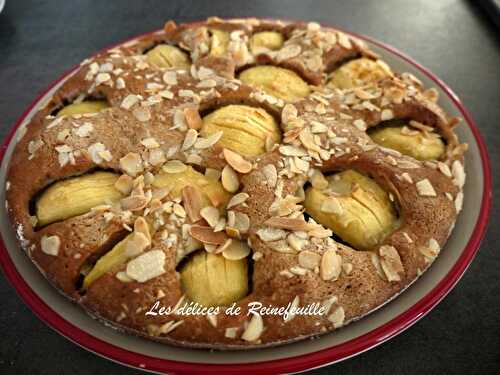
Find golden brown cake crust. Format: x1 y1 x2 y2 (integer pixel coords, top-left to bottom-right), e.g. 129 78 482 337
5 18 467 348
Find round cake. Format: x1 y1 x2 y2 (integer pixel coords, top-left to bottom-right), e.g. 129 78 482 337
5 17 467 348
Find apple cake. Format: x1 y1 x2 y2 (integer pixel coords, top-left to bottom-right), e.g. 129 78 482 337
5 17 467 348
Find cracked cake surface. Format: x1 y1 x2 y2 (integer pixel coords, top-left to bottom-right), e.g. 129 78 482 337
5 17 467 348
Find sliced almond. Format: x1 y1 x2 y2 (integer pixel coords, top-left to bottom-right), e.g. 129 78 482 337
200 206 220 228
223 148 252 173
119 152 143 177
121 195 148 211
241 313 264 342
221 165 239 193
195 131 223 149
222 240 251 260
181 129 198 151
183 107 202 130
182 185 202 222
262 164 277 187
162 160 187 174
190 225 228 245
126 249 166 283
256 227 286 242
40 235 60 256
379 245 404 282
298 250 321 270
415 178 436 197
264 217 315 231
134 217 151 242
320 249 342 281
328 306 345 329
114 174 134 195
227 192 249 209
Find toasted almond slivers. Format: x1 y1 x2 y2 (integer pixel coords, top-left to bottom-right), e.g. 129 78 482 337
183 107 202 130
223 148 252 174
114 174 134 195
227 192 249 209
119 152 143 177
126 249 166 283
241 313 264 342
200 206 220 228
40 235 60 256
328 306 345 329
298 250 321 270
264 217 315 231
379 245 404 282
162 160 187 174
262 164 277 187
415 178 436 197
222 240 251 260
221 165 239 193
134 217 151 242
181 129 198 151
320 249 342 281
190 225 228 245
182 185 202 222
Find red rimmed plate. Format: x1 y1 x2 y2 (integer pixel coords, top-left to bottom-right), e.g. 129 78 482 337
0 21 492 375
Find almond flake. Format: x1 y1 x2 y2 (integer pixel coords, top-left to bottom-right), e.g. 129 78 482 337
420 238 441 263
162 71 178 85
121 94 139 109
262 164 278 187
115 174 134 195
264 217 315 231
241 313 264 342
200 206 220 228
221 165 239 193
227 192 249 208
416 178 436 197
222 240 251 260
40 235 60 256
87 142 109 164
182 185 202 222
320 249 342 281
190 225 228 245
194 131 223 149
451 160 465 188
133 106 151 122
298 250 321 269
126 250 166 282
223 148 252 174
256 227 286 242
379 245 404 282
119 152 143 177
183 107 202 130
328 306 345 328
381 109 394 121
141 137 160 149
162 160 187 174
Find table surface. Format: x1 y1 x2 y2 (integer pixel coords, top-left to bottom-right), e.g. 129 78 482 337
0 0 498 374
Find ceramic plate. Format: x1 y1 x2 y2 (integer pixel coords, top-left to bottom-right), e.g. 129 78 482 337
0 21 492 375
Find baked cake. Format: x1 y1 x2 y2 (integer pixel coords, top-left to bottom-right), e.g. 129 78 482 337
5 17 467 348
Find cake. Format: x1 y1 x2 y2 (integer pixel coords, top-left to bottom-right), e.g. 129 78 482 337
5 17 467 348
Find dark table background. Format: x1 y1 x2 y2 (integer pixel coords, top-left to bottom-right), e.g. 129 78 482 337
0 0 498 374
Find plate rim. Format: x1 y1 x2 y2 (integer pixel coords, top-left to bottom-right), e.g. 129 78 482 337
0 21 492 375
